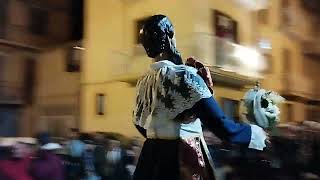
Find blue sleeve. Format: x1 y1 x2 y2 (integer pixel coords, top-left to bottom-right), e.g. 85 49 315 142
193 97 252 146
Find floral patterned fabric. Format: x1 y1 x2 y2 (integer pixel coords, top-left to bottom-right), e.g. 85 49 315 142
133 60 212 138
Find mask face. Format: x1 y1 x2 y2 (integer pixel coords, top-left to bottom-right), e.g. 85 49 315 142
243 89 284 129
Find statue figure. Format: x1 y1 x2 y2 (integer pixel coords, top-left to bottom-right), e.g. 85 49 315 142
133 15 268 180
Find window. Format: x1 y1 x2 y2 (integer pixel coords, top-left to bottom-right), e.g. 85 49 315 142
222 98 240 121
213 10 238 43
257 9 269 25
29 8 48 35
66 47 82 72
70 0 84 40
135 17 148 44
0 0 8 38
96 94 105 115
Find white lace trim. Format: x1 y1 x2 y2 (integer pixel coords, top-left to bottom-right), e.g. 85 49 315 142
133 60 212 130
248 124 267 151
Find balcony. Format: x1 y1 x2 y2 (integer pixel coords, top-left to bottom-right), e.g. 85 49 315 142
110 33 266 87
231 0 269 10
281 74 313 99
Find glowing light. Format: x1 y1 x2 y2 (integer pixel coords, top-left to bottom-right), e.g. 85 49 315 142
73 46 85 50
233 46 267 71
232 0 269 10
259 39 272 50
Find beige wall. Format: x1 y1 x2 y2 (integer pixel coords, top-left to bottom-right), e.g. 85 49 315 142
34 47 80 136
82 0 195 84
81 82 137 136
36 48 80 104
82 0 320 135
0 53 25 85
81 0 195 136
81 0 263 136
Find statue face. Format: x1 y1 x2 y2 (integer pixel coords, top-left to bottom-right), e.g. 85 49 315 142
243 89 284 129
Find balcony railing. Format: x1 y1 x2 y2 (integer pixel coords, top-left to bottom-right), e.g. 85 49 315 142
108 33 266 84
281 74 313 98
231 0 269 10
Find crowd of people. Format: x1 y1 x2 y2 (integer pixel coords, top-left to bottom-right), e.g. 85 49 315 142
0 124 320 180
0 128 142 180
203 123 320 180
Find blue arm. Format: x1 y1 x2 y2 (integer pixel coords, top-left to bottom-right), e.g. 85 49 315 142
193 97 252 146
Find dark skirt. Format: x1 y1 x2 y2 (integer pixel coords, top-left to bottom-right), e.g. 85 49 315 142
133 138 215 180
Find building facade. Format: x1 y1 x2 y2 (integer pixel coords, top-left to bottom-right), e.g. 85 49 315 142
81 0 320 137
81 0 268 136
2 0 319 137
0 0 82 137
256 0 320 123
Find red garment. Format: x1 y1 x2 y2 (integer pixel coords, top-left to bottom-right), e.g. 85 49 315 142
180 137 209 180
185 57 214 93
0 156 33 180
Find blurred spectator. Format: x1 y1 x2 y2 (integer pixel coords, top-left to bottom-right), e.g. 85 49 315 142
1 128 318 180
123 138 142 179
93 132 108 180
82 140 100 180
68 128 86 158
124 148 136 178
29 132 65 180
0 146 11 161
66 128 86 179
0 140 34 180
104 137 131 180
130 137 142 165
